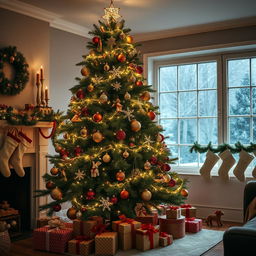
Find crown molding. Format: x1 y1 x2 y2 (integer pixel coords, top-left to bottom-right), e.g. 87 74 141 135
0 0 91 38
134 17 256 42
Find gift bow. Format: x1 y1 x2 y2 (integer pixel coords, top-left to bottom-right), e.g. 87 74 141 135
186 217 195 221
118 214 134 224
91 223 108 235
139 224 159 249
160 232 169 238
48 217 65 229
168 206 180 210
180 204 192 208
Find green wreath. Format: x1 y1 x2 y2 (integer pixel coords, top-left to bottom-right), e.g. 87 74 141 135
0 46 29 95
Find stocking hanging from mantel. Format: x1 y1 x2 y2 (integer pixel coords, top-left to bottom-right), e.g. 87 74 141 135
199 150 219 180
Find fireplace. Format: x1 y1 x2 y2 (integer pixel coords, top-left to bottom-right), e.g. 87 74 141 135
0 167 31 232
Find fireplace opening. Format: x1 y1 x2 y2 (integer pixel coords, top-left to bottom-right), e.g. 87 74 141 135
0 167 31 237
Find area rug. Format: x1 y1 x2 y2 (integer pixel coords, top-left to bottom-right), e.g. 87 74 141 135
117 229 224 256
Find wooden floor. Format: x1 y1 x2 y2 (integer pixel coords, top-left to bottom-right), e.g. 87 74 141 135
5 220 241 256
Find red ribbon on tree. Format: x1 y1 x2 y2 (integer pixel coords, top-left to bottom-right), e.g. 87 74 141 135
39 120 57 139
137 224 159 249
180 204 192 218
75 236 90 254
160 232 171 245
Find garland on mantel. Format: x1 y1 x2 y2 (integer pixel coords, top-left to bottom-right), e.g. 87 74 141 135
190 141 256 154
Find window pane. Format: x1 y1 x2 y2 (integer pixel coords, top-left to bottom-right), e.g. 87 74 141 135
160 119 178 144
178 64 197 90
199 118 218 144
180 119 197 144
159 93 177 118
229 88 250 115
228 59 250 87
159 66 177 92
198 62 217 89
252 58 256 86
254 118 256 142
180 146 198 165
179 91 197 117
229 117 250 144
199 90 217 116
199 152 207 164
168 146 178 163
253 88 256 115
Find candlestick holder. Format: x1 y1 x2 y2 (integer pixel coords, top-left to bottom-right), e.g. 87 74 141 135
45 95 49 107
40 78 46 107
36 81 41 107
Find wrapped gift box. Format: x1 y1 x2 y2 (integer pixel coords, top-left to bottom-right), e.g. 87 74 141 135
158 205 168 215
33 226 73 253
73 219 97 238
136 224 159 251
185 218 202 233
112 217 141 250
95 232 118 256
135 210 158 225
180 204 197 218
166 206 181 219
159 232 173 247
68 237 94 256
159 216 185 239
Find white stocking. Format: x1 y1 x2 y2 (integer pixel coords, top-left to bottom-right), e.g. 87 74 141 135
200 150 220 180
233 150 254 182
218 149 236 182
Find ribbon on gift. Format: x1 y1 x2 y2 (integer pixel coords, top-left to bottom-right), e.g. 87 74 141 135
137 224 159 249
91 223 108 235
160 232 171 245
48 217 66 230
168 206 180 210
186 217 195 221
75 235 91 254
180 204 192 218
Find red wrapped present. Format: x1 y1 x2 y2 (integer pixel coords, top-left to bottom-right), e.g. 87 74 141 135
136 224 159 251
68 236 94 256
73 219 97 237
166 206 181 219
159 232 173 247
180 204 196 218
33 225 73 253
185 218 202 233
159 215 185 239
112 215 141 250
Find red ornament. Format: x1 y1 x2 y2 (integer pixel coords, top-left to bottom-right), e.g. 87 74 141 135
120 189 129 199
136 80 143 86
157 133 165 142
93 112 103 122
86 189 95 200
149 156 158 165
81 107 90 117
74 146 83 157
136 66 143 74
162 163 171 172
76 89 85 99
129 142 136 148
46 181 56 190
116 170 125 181
60 149 69 159
92 36 100 44
116 129 126 140
168 178 176 187
52 204 61 212
110 195 118 204
117 53 126 62
147 111 156 120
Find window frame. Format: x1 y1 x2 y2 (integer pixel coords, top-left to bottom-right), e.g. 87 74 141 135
153 50 256 174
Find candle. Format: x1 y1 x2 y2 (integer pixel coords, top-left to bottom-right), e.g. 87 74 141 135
45 86 48 100
40 65 44 80
36 72 40 84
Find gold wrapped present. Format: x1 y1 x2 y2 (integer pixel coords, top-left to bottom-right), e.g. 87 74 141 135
68 237 94 256
159 232 173 247
95 232 118 256
73 219 97 238
180 204 197 218
166 206 181 219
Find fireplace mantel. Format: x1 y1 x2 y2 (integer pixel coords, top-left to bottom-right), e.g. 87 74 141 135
0 121 53 228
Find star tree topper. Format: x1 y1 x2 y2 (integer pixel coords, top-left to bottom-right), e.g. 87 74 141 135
102 0 121 22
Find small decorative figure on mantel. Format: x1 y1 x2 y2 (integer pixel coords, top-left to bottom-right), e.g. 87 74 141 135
206 210 224 227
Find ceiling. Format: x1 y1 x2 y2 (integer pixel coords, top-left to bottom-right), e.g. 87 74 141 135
5 0 256 40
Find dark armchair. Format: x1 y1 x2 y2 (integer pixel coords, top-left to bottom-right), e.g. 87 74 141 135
223 180 256 256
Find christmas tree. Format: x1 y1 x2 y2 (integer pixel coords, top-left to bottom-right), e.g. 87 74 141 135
37 1 187 220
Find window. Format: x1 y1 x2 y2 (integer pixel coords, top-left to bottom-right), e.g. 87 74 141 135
155 51 256 171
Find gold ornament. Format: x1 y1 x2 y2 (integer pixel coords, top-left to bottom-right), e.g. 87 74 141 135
99 92 108 103
123 150 129 158
124 92 131 100
50 188 63 200
50 167 59 175
162 173 171 183
63 133 69 139
126 35 133 44
80 128 88 138
102 153 111 163
141 189 152 201
131 119 141 132
144 160 151 170
92 131 104 143
71 114 82 122
87 84 94 92
140 91 151 101
180 189 189 197
81 67 90 76
67 207 77 220
116 170 125 181
89 50 96 56
100 26 105 32
104 63 110 71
